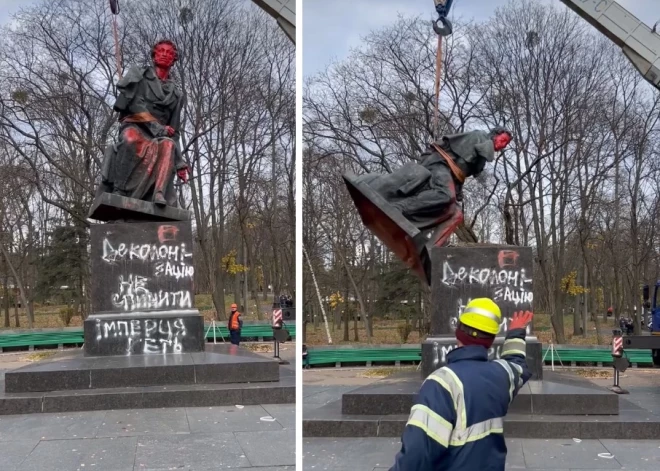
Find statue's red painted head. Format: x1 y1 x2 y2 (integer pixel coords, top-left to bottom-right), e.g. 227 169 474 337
152 40 178 69
490 127 513 152
493 132 512 151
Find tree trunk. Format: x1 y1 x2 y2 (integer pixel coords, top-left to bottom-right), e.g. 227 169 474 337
343 282 349 342
13 291 19 328
573 295 581 336
303 245 332 343
582 263 588 338
243 239 249 316
337 249 370 339
3 275 9 328
1 243 32 329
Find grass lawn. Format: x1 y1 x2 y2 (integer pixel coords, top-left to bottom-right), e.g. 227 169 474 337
304 312 619 347
0 294 276 330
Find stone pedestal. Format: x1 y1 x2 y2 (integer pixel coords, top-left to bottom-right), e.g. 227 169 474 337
430 245 534 334
421 335 543 379
84 218 204 356
423 245 541 378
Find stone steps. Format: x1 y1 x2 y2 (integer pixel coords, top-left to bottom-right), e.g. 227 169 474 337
0 377 294 415
5 345 279 393
303 400 660 439
302 371 649 439
340 376 619 416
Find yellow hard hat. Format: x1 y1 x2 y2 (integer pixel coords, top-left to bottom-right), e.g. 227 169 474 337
459 298 501 335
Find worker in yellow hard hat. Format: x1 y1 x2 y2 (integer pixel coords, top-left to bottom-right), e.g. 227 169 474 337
455 297 503 349
390 298 534 471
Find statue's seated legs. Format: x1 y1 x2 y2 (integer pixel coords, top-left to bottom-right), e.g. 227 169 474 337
111 127 178 207
356 162 456 228
344 161 464 284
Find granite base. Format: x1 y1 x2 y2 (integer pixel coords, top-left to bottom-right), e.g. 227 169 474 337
5 344 279 393
0 376 294 415
340 372 618 416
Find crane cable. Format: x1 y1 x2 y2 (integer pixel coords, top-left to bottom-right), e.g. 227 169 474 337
432 0 454 141
109 0 123 79
433 34 443 141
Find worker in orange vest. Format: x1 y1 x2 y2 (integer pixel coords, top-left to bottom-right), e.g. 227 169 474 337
228 303 242 346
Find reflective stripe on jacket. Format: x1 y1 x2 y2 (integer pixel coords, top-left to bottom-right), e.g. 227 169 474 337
390 328 531 471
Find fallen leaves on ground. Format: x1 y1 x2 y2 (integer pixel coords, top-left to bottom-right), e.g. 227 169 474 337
572 368 613 378
24 351 57 362
358 366 417 378
243 343 273 353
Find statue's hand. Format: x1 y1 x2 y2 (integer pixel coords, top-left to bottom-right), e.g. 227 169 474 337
165 126 175 137
177 167 190 183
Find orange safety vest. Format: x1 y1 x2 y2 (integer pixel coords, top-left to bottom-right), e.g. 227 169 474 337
228 311 241 331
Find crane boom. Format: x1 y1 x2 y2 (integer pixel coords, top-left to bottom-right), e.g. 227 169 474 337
559 0 660 92
251 0 295 44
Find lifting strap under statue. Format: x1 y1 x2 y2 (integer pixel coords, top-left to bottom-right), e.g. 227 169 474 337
430 142 466 184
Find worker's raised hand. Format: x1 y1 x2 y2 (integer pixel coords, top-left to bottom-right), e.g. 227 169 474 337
165 125 176 137
509 310 533 330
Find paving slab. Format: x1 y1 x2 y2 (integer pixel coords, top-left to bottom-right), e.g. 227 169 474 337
235 429 296 467
0 439 39 471
96 408 190 437
303 437 660 470
20 436 137 471
134 432 251 470
0 411 106 441
303 437 400 470
186 405 284 433
520 439 622 469
504 438 526 468
0 403 296 470
262 404 296 429
598 439 660 469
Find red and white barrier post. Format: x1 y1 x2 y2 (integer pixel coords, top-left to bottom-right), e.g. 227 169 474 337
609 329 629 394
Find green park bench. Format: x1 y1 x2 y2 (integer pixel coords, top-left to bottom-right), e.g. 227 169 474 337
0 322 295 351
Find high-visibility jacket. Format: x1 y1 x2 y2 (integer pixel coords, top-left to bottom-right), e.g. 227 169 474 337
390 328 531 471
228 311 242 331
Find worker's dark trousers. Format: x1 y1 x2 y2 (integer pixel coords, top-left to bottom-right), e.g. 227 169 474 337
229 330 241 346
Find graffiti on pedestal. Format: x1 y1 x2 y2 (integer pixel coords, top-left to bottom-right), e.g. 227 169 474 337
94 317 189 354
91 222 195 313
434 248 534 335
431 341 504 369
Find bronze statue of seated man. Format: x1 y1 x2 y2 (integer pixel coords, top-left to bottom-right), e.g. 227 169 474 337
96 39 189 209
344 127 512 283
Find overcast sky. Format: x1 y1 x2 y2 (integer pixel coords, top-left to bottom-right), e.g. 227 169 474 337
0 0 31 23
303 0 660 77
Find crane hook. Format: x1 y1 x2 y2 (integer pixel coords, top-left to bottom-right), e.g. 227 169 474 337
432 0 454 36
433 16 453 36
109 0 120 15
